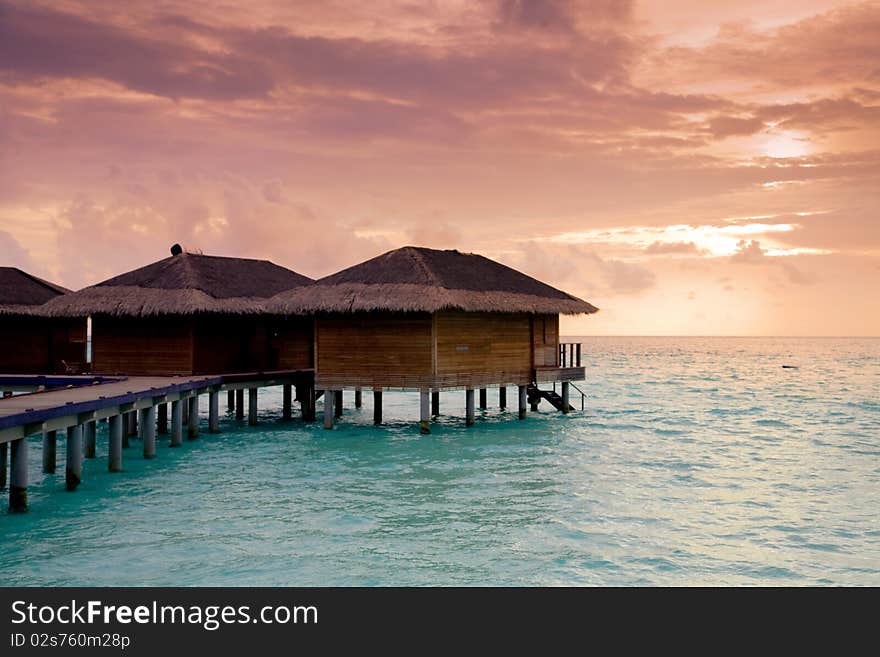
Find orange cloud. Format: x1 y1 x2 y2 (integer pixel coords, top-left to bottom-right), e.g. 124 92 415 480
0 0 877 334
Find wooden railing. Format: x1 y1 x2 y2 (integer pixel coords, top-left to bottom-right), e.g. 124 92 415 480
558 342 582 368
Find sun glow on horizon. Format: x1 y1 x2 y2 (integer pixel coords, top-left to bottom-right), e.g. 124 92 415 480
535 222 816 258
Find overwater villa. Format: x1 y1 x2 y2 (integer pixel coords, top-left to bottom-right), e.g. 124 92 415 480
267 246 597 432
39 247 314 376
0 267 86 374
1 246 597 511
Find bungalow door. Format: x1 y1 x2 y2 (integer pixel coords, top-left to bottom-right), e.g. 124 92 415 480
532 314 559 368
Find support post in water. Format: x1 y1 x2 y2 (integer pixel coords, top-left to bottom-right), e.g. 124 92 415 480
9 437 27 512
84 420 96 459
432 390 440 416
248 388 258 426
479 388 487 410
499 387 506 410
42 430 56 474
301 386 316 422
188 395 200 438
0 441 6 490
466 388 475 427
324 389 335 429
355 388 362 409
108 414 123 472
235 389 244 420
282 384 292 421
561 382 570 414
208 390 220 433
66 424 82 491
170 399 183 447
127 411 138 437
518 385 527 420
334 390 343 418
419 389 431 434
373 389 383 425
227 390 235 412
157 403 168 434
142 405 157 458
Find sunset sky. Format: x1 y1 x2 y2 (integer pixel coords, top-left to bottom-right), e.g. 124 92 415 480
1 0 878 335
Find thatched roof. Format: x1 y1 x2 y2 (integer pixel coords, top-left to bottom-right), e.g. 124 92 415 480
0 267 70 316
268 246 598 315
40 252 313 317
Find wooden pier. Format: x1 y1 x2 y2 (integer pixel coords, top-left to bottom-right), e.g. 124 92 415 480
0 370 311 512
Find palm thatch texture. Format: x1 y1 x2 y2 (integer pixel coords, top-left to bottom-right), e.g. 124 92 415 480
267 246 598 315
0 267 70 316
39 252 314 317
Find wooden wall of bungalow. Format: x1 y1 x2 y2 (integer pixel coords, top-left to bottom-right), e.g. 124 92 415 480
91 315 313 376
0 316 87 374
312 310 560 390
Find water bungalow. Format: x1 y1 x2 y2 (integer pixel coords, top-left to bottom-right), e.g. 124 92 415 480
2 245 598 512
267 246 597 432
0 267 86 374
39 247 314 376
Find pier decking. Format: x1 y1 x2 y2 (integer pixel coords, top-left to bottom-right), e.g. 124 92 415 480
0 370 312 512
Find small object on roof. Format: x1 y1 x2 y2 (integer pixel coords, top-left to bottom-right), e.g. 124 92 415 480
782 365 799 369
170 243 183 256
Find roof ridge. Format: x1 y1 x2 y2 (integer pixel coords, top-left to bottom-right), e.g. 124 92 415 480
177 252 206 295
404 247 441 286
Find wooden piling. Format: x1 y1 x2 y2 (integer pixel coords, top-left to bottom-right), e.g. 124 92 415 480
561 382 570 414
499 387 506 409
518 385 527 420
432 390 440 416
66 424 82 491
108 415 123 472
282 384 292 421
479 388 487 410
9 437 27 512
373 389 383 425
157 403 168 434
419 389 431 434
248 388 258 426
235 389 244 420
466 388 475 427
209 390 220 433
301 386 316 422
84 420 96 459
334 390 343 418
227 390 235 411
324 389 335 429
188 395 200 438
170 399 183 447
142 406 156 458
126 411 138 437
355 388 362 408
0 441 6 490
42 430 57 474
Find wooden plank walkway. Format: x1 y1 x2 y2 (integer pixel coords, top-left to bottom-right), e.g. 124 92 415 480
0 375 221 442
0 370 313 443
0 370 314 512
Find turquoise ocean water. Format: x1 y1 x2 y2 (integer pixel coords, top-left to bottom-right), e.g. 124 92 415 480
1 337 878 586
